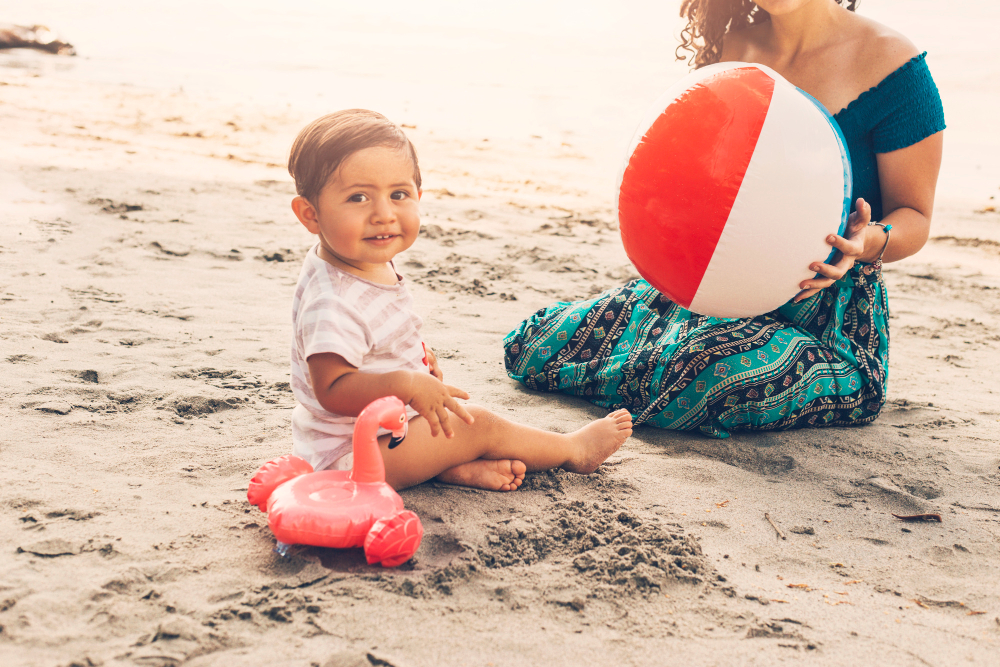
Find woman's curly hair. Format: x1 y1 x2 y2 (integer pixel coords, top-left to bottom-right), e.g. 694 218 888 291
676 0 858 69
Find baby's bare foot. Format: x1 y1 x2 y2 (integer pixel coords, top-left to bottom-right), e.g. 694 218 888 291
562 409 633 474
436 458 526 492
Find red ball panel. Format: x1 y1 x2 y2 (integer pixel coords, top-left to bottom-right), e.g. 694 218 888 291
619 67 774 308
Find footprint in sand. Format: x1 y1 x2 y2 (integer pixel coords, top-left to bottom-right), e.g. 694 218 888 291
17 538 78 558
149 241 189 257
6 354 41 364
89 198 144 215
40 332 69 344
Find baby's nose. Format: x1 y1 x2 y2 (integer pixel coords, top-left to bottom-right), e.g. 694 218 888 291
372 197 396 220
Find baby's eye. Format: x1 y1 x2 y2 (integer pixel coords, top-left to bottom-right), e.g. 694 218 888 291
348 193 368 203
390 190 409 201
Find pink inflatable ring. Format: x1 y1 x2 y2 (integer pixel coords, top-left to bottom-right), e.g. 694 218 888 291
247 396 423 567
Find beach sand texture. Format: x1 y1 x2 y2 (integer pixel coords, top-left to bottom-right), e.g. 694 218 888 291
2 1 999 665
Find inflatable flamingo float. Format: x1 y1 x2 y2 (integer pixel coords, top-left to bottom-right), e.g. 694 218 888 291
247 396 423 567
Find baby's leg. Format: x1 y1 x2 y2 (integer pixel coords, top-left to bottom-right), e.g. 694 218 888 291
379 405 633 490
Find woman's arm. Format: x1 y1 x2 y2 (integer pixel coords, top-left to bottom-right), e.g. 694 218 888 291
863 131 944 263
795 131 943 299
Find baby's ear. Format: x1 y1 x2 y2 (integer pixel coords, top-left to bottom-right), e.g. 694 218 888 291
417 189 422 201
291 196 319 234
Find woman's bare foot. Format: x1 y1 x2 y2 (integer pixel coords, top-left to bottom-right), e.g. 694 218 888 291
436 458 526 491
562 409 633 474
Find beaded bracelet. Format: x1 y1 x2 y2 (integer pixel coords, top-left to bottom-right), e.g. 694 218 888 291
868 221 892 263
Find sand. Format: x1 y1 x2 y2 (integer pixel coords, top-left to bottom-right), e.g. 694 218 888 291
2 5 1000 665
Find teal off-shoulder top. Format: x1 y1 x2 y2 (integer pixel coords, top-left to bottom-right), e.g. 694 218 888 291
832 52 946 221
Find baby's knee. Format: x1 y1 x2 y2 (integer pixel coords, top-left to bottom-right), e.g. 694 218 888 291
463 404 502 438
464 403 493 423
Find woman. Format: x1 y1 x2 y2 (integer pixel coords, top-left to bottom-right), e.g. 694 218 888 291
503 0 945 437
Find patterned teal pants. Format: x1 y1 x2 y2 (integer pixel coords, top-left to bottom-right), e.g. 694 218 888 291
503 264 889 437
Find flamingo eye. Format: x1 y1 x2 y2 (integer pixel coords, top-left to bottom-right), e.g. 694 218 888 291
398 414 405 423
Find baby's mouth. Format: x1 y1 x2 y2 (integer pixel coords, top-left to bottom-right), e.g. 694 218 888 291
366 234 398 241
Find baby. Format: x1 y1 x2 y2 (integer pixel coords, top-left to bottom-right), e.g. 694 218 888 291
287 109 633 491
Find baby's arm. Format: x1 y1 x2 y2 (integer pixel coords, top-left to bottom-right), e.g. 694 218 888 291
307 352 474 437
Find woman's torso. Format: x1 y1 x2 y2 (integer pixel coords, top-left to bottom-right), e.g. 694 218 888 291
718 12 929 221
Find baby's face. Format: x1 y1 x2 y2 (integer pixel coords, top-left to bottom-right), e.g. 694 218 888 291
310 146 421 274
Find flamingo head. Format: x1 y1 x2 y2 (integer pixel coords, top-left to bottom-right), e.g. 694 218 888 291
351 396 409 484
371 396 408 449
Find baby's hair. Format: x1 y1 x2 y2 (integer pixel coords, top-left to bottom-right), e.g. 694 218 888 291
287 109 421 204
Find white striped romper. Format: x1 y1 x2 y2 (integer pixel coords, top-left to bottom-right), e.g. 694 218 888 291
290 244 428 471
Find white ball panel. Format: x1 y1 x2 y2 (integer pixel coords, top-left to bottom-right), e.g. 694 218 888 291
691 71 848 318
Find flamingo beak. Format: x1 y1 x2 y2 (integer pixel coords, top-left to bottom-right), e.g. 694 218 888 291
388 421 408 449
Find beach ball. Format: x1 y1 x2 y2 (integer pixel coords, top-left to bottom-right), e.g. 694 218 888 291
617 62 851 318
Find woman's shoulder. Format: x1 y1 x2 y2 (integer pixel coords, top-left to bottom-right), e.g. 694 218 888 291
846 14 922 91
721 13 921 78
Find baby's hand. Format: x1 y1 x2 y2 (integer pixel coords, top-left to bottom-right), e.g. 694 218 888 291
405 372 474 438
424 345 444 381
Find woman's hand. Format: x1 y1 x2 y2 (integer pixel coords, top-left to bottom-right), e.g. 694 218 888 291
793 198 872 303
